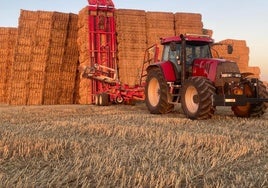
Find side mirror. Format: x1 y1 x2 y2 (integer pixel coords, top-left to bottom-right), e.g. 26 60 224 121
227 45 233 54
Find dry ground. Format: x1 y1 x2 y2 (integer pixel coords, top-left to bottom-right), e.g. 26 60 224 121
0 103 267 187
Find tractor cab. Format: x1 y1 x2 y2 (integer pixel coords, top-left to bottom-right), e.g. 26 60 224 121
161 34 214 80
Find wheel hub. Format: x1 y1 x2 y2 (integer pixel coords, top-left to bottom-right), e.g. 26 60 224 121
193 95 199 103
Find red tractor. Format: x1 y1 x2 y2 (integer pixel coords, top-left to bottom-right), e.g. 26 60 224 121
145 34 268 119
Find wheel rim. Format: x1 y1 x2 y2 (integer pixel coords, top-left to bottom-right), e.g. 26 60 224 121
148 77 160 107
185 86 199 114
232 84 252 116
116 96 124 104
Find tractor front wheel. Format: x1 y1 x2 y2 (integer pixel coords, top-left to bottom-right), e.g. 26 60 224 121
251 81 268 117
232 80 268 117
180 77 215 120
145 67 174 114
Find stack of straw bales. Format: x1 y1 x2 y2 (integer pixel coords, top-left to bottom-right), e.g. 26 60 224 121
41 11 69 105
115 9 147 86
212 39 260 78
146 11 175 58
175 13 203 35
9 10 79 105
0 28 17 104
59 14 79 104
9 10 37 105
76 6 92 104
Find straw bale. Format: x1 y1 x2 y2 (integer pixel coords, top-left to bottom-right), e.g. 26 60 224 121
0 70 6 83
12 62 30 71
9 82 28 105
17 27 35 37
31 60 46 72
47 54 64 65
0 42 10 49
0 49 7 56
19 18 37 28
174 12 203 35
115 9 146 17
220 39 247 47
61 61 78 73
49 47 65 57
175 12 202 25
52 21 69 31
35 28 51 38
9 28 17 35
32 47 49 56
52 11 69 20
37 19 53 29
146 11 175 49
58 85 75 104
0 28 10 35
203 29 213 37
27 89 43 105
16 45 32 54
68 13 79 28
64 44 79 56
75 79 92 104
19 9 39 20
175 26 203 35
37 10 53 20
28 71 45 83
17 37 32 46
147 11 174 20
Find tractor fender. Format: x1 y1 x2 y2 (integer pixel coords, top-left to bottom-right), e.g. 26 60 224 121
147 61 177 82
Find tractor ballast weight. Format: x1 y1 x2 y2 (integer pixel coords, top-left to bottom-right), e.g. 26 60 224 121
145 34 268 119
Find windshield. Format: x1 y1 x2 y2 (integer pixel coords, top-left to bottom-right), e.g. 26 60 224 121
162 42 212 65
186 41 212 60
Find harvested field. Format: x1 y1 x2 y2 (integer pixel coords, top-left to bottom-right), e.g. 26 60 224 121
0 104 267 187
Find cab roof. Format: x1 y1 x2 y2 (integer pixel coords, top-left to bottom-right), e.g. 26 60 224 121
161 34 214 44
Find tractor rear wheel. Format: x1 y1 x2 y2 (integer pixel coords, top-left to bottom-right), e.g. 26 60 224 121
145 67 174 114
232 80 268 117
180 77 216 120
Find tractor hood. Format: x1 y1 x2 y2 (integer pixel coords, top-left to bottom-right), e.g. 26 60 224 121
192 58 240 83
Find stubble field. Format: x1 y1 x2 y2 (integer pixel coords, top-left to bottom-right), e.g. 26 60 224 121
0 103 267 187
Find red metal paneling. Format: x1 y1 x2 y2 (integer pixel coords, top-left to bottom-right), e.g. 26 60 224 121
87 0 116 101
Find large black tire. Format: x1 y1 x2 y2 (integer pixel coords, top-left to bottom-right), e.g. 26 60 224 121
180 77 216 120
232 80 268 117
251 81 268 117
145 68 174 114
99 93 109 106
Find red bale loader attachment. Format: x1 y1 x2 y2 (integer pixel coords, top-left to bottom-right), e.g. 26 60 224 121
81 0 159 105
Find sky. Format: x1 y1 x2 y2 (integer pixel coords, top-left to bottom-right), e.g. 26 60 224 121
1 0 268 81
